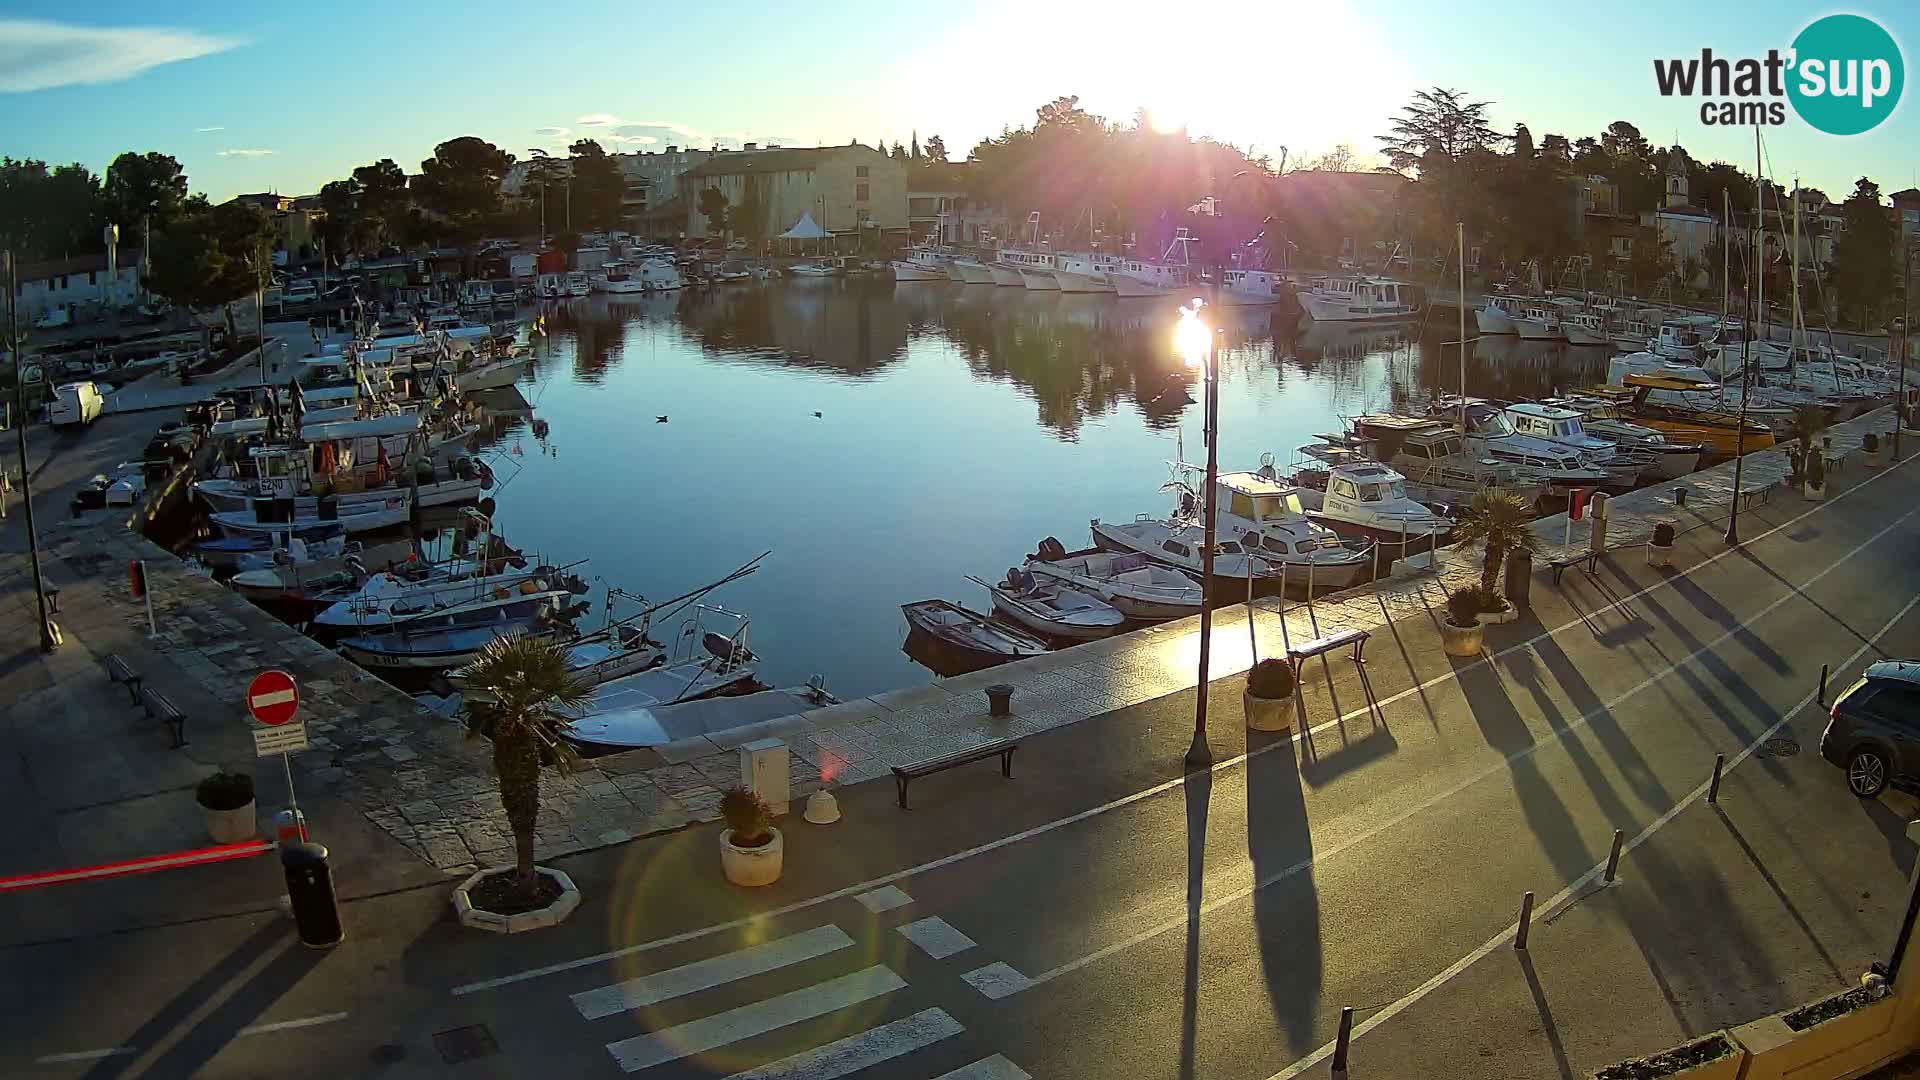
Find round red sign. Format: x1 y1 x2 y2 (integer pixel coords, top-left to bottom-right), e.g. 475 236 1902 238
246 669 300 726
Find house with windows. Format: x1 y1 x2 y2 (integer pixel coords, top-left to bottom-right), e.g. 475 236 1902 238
13 251 144 322
677 143 907 248
1640 152 1719 287
907 163 1003 246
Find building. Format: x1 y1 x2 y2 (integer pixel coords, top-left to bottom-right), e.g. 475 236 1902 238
906 163 1003 246
228 192 322 269
677 144 907 247
13 251 144 321
502 146 720 233
1641 152 1718 285
1890 188 1920 255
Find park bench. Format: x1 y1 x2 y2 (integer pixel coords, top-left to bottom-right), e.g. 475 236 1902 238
1546 550 1598 585
139 686 188 749
892 739 1017 809
103 653 143 704
1286 628 1381 724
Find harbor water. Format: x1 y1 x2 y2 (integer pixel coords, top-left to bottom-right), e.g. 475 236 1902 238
481 281 1617 699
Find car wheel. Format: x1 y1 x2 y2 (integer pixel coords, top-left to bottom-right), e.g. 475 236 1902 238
1847 748 1890 798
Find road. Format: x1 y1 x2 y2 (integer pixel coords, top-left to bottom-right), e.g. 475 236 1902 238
4 448 1919 1079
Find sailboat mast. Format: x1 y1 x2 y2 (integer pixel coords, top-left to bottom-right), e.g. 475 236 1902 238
1720 189 1730 325
1457 220 1466 433
1755 129 1766 349
1791 179 1801 380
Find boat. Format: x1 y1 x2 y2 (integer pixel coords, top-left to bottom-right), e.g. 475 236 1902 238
1052 252 1123 294
191 520 349 573
566 682 838 752
1013 251 1061 290
1347 415 1547 506
972 570 1126 642
1279 454 1454 552
1298 275 1419 321
311 562 583 632
194 452 490 515
1216 268 1285 306
1599 376 1778 458
1091 515 1289 595
209 494 412 537
1557 306 1610 347
891 243 953 282
1024 539 1203 621
1543 395 1705 479
949 256 997 284
1501 402 1648 487
1651 320 1703 360
228 539 418 609
339 607 575 671
1512 303 1563 341
1432 399 1614 495
1475 294 1522 335
565 271 591 297
590 261 648 293
1112 232 1198 299
454 351 531 393
901 599 1051 671
788 256 851 278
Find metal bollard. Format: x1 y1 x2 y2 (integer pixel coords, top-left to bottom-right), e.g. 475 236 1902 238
1330 1005 1355 1078
986 684 1014 718
1707 754 1725 804
1675 486 1688 507
1819 663 1830 707
1603 829 1625 884
281 842 343 948
1515 891 1536 951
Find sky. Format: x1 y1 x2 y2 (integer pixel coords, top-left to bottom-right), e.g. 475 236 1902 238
1 0 1915 203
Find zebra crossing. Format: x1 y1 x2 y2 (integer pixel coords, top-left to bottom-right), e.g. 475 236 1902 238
560 887 1032 1078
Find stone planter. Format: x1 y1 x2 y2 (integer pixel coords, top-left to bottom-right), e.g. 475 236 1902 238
1592 1031 1745 1079
452 866 582 934
721 826 784 887
201 798 257 844
1440 619 1483 657
1864 447 1885 469
1243 689 1294 732
1803 479 1827 501
1480 601 1518 625
1646 541 1674 568
1732 987 1898 1079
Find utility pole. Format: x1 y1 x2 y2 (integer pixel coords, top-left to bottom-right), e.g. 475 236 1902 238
256 255 269 385
1899 243 1913 459
5 252 59 652
1186 301 1221 771
1726 127 1761 547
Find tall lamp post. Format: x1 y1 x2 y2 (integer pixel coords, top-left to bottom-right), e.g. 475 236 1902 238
5 252 60 652
1725 129 1762 547
1176 298 1222 770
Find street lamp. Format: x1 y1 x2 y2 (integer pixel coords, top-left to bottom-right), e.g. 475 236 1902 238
4 251 60 652
1176 299 1222 771
1726 138 1763 547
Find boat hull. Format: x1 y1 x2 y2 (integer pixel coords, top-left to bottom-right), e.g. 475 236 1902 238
197 477 479 514
456 357 530 392
212 502 409 537
1514 318 1562 341
986 589 1124 642
952 260 996 284
1018 268 1060 291
1475 307 1516 334
1300 294 1416 321
1563 324 1609 346
890 262 946 281
989 264 1026 287
1052 269 1115 294
1113 276 1181 299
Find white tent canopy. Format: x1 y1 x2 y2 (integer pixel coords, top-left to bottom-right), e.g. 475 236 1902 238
779 211 828 240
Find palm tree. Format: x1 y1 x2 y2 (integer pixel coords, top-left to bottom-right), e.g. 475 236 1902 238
1453 487 1543 601
459 635 590 894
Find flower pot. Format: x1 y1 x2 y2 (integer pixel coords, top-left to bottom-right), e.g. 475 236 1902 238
1864 447 1885 469
1803 479 1827 501
1647 541 1674 567
1440 619 1483 657
721 826 784 887
1594 1031 1745 1079
1243 689 1294 732
202 798 257 844
451 866 582 934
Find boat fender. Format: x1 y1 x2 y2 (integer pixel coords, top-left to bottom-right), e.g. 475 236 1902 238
454 457 474 481
1036 536 1067 562
476 461 493 490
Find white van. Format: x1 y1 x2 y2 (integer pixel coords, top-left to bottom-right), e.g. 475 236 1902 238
48 382 104 428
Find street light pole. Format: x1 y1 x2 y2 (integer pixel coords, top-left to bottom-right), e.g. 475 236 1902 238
1182 298 1221 771
1726 127 1761 547
256 256 268 385
5 252 59 652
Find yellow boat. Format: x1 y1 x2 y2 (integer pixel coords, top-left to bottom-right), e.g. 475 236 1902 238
1579 376 1777 459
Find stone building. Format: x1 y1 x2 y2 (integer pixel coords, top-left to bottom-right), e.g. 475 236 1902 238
677 144 907 247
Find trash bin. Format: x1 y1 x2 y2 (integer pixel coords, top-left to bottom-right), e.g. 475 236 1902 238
281 842 343 948
1503 550 1533 611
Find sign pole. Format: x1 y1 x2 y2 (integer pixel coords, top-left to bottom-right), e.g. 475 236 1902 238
141 560 156 636
282 750 301 839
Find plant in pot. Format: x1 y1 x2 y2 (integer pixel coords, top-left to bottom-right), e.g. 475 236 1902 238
1243 658 1297 733
196 769 257 843
1440 585 1486 657
1453 487 1540 625
720 786 783 887
456 635 590 927
1863 431 1883 468
1647 519 1678 567
1785 405 1826 487
1803 448 1827 500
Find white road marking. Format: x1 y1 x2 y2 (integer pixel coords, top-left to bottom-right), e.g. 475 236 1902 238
1015 505 1920 993
961 962 1033 1000
721 1007 962 1080
936 1055 1035 1080
33 1046 136 1064
853 885 913 914
574 925 855 1020
605 965 906 1073
895 916 976 959
1262 589 1920 1080
237 1011 350 1037
449 458 1913 997
249 689 297 709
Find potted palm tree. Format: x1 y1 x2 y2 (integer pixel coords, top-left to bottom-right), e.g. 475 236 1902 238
1243 658 1296 732
196 770 256 843
1452 487 1541 625
1647 520 1678 567
720 786 783 886
1441 585 1485 656
453 635 589 932
1804 450 1827 500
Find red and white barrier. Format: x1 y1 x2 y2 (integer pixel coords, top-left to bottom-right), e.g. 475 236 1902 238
0 839 275 893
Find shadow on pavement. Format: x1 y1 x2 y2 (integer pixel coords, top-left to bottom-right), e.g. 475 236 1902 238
1247 734 1322 1053
1179 766 1210 1080
1518 951 1575 1080
1714 805 1846 983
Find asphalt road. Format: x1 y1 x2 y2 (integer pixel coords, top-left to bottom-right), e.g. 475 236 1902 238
5 451 1920 1079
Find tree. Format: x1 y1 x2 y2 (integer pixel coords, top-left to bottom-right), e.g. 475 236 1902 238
1376 88 1502 174
1453 487 1542 602
1303 144 1361 172
352 158 410 224
1510 124 1534 160
923 134 948 164
1832 177 1897 327
145 200 274 341
698 186 731 238
0 158 103 260
910 131 921 160
568 139 626 232
102 151 189 236
889 141 907 160
1626 226 1674 293
458 635 590 896
414 137 513 239
1539 133 1571 162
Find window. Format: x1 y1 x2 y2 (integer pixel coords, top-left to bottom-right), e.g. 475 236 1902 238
1162 540 1190 558
1358 483 1384 501
1261 535 1289 554
1230 492 1256 519
1331 478 1359 499
87 270 96 285
856 183 869 202
855 165 869 178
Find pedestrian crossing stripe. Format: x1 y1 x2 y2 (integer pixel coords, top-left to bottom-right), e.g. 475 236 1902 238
721 1007 962 1079
574 925 855 1020
605 965 906 1073
935 1055 1034 1080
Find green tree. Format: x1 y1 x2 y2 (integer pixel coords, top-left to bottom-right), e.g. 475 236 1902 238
1831 177 1896 327
458 635 590 895
415 137 514 240
923 133 947 163
146 201 274 341
1376 87 1504 253
101 151 189 236
889 141 907 160
698 186 732 238
567 139 626 232
1453 487 1542 602
1626 226 1674 293
0 158 103 260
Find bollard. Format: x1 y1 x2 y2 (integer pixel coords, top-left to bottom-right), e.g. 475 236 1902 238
1819 663 1830 707
1675 486 1688 507
1708 754 1725 804
1515 891 1536 951
1604 828 1625 884
281 842 343 947
1330 1006 1355 1079
986 684 1014 718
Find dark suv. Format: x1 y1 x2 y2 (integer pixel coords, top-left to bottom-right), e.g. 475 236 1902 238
1820 661 1920 798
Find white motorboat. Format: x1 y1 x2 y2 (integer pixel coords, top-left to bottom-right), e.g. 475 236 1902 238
570 605 760 714
1012 250 1061 290
229 540 417 607
1346 415 1547 506
1545 395 1704 479
1298 276 1419 321
313 562 582 632
1025 540 1202 621
949 257 996 284
1090 516 1288 594
455 352 531 392
195 450 489 514
891 244 953 282
1112 232 1197 298
210 494 412 537
193 521 349 574
1216 268 1285 306
565 271 591 297
1475 294 1522 335
1501 402 1647 487
1180 468 1375 589
973 570 1126 641
1651 320 1703 360
1279 455 1454 549
566 682 837 751
1554 301 1609 346
1513 303 1563 341
591 261 648 293
1437 399 1615 494
1052 252 1122 293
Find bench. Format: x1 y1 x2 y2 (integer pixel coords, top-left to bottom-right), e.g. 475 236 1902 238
892 739 1017 809
1546 551 1598 585
103 653 143 704
139 686 188 748
1286 628 1382 724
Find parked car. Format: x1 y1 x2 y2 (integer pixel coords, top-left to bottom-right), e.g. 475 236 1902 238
46 381 105 428
1820 661 1920 797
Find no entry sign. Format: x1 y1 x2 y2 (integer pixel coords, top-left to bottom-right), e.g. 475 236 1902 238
247 670 300 726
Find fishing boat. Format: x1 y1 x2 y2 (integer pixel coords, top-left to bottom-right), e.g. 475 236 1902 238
1558 306 1610 347
194 451 489 514
901 599 1051 671
891 243 953 282
338 606 574 671
1215 268 1286 306
1052 252 1123 294
191 520 349 573
1112 232 1197 299
1512 303 1563 341
566 681 838 752
209 492 412 537
972 570 1126 642
1475 294 1522 335
1651 320 1703 360
1346 416 1547 506
1014 251 1062 290
1279 454 1454 553
312 562 584 633
1432 399 1614 495
454 351 532 393
949 256 997 284
228 540 418 610
1024 539 1203 621
1544 395 1705 479
1298 275 1419 321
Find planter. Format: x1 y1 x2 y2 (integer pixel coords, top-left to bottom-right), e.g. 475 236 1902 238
1803 479 1827 501
721 826 784 887
1593 1032 1745 1079
1439 619 1483 657
202 798 258 844
1864 447 1886 469
1647 541 1674 568
1733 987 1898 1079
1243 689 1294 732
1480 601 1518 625
451 866 582 934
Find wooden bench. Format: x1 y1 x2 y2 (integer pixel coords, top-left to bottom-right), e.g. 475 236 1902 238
1546 551 1598 585
103 653 143 704
892 739 1017 809
139 686 188 748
